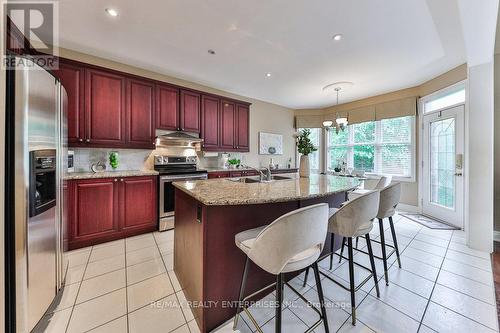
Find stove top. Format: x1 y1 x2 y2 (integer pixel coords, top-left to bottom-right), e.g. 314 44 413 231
153 155 207 175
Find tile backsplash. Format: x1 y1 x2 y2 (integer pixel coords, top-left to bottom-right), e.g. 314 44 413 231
72 148 295 173
73 148 154 172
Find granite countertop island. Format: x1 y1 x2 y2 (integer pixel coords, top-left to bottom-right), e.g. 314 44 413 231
65 169 159 180
173 174 361 332
173 174 360 205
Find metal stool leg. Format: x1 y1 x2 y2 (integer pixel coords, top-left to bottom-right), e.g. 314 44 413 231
365 234 380 297
355 237 359 248
233 257 249 329
275 273 283 333
313 262 330 333
389 216 402 268
302 266 310 287
329 233 335 270
378 218 389 286
347 238 356 325
338 237 346 263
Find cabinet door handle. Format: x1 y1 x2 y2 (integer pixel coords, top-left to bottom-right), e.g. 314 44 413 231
78 138 83 142
86 139 90 143
114 179 118 182
120 178 124 182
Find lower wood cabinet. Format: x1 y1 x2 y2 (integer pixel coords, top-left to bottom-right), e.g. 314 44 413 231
68 176 157 250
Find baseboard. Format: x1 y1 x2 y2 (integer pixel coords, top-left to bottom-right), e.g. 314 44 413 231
397 203 419 214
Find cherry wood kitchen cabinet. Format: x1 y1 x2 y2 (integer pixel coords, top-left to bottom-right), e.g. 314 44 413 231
236 104 249 152
56 57 250 151
156 84 180 130
69 178 120 249
220 100 236 150
126 78 155 148
201 95 220 150
120 176 157 232
68 176 158 249
56 62 85 145
207 171 230 179
85 68 127 147
180 90 201 133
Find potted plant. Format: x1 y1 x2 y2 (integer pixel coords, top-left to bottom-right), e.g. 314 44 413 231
296 129 317 178
227 158 241 169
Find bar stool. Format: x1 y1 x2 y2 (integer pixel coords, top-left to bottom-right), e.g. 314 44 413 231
340 176 392 251
303 190 381 325
339 182 402 285
233 203 330 333
348 175 392 201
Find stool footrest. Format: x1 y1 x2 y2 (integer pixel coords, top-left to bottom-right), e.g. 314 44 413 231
238 277 328 333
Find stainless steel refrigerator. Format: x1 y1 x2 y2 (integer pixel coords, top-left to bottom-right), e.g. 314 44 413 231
6 56 69 332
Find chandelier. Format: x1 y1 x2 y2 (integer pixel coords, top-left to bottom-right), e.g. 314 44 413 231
322 87 348 133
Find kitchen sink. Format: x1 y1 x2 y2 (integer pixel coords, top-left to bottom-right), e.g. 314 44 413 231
226 175 291 183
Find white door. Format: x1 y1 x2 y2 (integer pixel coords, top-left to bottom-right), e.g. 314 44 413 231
422 105 464 228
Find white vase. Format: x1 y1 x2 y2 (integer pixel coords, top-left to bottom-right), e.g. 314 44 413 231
299 155 310 178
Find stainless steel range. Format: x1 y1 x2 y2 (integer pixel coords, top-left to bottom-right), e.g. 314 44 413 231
154 155 208 231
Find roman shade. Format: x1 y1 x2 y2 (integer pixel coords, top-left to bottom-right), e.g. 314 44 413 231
295 96 417 128
375 97 417 120
345 105 375 124
295 114 324 128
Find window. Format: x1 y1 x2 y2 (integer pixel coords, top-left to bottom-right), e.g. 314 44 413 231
327 116 415 179
424 84 465 113
298 128 321 174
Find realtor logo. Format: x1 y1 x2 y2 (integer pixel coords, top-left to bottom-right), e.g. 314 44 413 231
2 1 59 69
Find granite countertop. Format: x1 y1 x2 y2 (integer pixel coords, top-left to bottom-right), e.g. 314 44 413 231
65 170 159 180
173 174 360 206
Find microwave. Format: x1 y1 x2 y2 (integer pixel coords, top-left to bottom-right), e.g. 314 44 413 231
68 150 74 173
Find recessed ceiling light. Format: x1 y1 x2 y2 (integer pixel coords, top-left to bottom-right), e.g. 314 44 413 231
265 73 272 77
332 34 343 41
105 8 118 17
207 49 216 55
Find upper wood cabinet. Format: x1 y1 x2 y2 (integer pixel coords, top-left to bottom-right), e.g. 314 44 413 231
201 95 220 150
236 104 250 152
56 62 85 144
126 78 155 148
57 57 250 151
220 100 236 150
85 68 126 146
156 84 179 131
180 90 201 133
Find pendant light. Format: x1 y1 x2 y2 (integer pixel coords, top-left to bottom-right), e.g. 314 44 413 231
323 87 348 133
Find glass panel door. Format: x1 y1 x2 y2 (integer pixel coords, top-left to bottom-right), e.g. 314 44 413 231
430 118 455 208
422 105 464 228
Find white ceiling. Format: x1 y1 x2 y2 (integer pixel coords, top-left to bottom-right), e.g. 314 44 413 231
56 0 466 109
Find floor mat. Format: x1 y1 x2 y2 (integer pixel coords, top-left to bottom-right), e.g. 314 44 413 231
400 213 460 230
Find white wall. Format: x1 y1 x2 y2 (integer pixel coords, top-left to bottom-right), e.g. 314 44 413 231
494 54 500 233
466 62 495 252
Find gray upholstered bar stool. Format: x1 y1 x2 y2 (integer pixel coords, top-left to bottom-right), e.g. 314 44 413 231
233 203 330 333
303 190 381 325
348 175 392 201
339 182 402 286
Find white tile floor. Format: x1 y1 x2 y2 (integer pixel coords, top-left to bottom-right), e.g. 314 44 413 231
40 213 498 333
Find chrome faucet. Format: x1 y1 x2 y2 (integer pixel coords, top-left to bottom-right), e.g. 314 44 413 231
242 165 272 182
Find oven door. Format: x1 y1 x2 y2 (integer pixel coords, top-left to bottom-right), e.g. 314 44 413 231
159 173 208 231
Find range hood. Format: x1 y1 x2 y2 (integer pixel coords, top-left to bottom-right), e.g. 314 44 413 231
155 132 203 149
